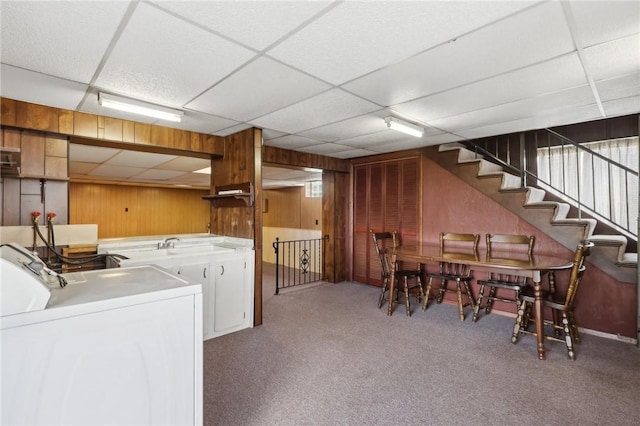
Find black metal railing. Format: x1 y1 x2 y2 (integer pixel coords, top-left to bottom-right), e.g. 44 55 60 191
466 131 638 238
273 235 329 294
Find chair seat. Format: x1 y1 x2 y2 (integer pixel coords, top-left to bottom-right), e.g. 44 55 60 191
477 279 527 291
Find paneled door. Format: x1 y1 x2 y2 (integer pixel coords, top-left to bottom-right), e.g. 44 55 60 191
353 157 420 285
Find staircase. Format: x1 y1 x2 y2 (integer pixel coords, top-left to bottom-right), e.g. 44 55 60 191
427 143 637 284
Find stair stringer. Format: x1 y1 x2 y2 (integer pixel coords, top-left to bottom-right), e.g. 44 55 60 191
429 143 637 283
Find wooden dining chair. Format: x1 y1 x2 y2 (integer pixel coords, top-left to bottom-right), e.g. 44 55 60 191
511 241 594 360
371 230 424 316
422 232 479 321
472 234 535 322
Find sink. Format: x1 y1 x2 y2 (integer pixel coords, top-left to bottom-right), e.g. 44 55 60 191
167 245 232 255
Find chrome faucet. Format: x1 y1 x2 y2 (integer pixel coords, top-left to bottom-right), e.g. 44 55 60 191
159 237 180 249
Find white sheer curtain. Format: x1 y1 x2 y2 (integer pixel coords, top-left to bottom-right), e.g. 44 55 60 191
537 137 639 234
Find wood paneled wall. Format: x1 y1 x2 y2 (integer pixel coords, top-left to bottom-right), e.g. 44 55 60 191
263 187 321 230
70 182 210 238
1 98 224 156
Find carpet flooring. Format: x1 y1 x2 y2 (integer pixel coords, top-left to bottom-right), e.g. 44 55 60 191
203 278 640 426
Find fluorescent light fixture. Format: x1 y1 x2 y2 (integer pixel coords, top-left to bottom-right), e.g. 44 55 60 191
385 116 424 138
98 92 184 123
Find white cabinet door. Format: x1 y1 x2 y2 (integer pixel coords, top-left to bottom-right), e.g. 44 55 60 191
175 261 212 339
212 256 245 333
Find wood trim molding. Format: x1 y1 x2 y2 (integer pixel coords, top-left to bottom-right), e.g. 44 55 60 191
1 97 225 156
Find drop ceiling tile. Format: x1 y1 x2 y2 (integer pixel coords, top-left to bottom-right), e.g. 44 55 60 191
131 169 186 180
168 110 241 135
89 164 147 179
583 34 640 81
298 112 389 142
170 173 210 187
152 1 333 51
338 130 426 150
95 2 256 106
156 157 210 172
69 144 120 163
186 57 331 121
251 89 380 134
597 73 640 102
602 96 640 117
262 129 287 141
430 85 596 132
212 123 254 137
456 103 603 139
569 0 640 47
69 162 98 175
0 1 130 82
296 143 352 156
106 150 177 168
330 149 379 159
344 1 575 106
0 65 88 111
264 135 323 150
268 1 534 85
395 53 587 123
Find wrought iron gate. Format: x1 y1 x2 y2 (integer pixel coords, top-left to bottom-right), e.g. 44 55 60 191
273 235 329 294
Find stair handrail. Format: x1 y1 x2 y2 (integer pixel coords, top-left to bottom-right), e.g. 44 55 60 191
464 131 638 239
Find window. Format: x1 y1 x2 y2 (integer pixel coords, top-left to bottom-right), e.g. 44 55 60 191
537 137 638 235
305 181 322 198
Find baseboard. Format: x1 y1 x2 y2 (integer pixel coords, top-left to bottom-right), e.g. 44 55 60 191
578 327 638 345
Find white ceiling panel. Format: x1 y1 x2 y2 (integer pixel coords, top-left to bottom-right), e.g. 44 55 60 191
131 169 186 181
0 1 130 83
596 73 640 101
0 64 88 111
430 85 596 132
456 103 603 139
69 162 98 175
296 143 352 155
394 53 588 124
89 164 147 179
186 57 331 122
1 0 637 183
251 89 380 133
264 135 323 150
331 149 379 159
69 144 120 163
298 112 390 142
95 2 256 106
343 1 575 106
106 150 177 168
268 1 535 85
583 34 640 81
156 157 210 172
569 0 640 47
152 0 334 51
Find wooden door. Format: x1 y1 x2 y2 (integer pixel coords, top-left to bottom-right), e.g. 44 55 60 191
353 157 420 285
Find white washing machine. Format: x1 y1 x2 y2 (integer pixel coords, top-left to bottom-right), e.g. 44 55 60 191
0 243 203 425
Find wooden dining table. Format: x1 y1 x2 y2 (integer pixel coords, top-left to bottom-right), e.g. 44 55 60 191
392 243 574 360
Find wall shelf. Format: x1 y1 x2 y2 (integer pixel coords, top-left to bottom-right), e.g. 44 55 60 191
202 182 254 207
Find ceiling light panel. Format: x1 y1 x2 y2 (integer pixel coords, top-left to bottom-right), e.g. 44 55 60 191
0 1 130 83
95 2 255 106
186 57 331 122
267 1 534 85
153 1 333 51
0 64 88 110
251 89 379 134
298 113 389 142
343 1 574 106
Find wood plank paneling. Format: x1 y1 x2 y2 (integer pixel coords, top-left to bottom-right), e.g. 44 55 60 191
21 132 46 176
70 182 210 238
